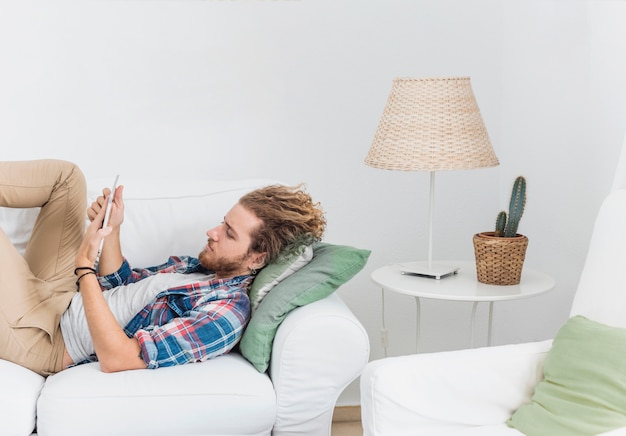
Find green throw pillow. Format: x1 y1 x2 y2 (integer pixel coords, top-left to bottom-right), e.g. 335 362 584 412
507 315 626 436
248 243 313 313
239 242 371 373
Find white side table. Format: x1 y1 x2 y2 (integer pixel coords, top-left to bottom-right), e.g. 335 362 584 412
371 260 556 355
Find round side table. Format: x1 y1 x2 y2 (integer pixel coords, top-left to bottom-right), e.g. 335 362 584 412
371 260 556 355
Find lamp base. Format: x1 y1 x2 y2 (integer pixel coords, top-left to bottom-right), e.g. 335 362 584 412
399 261 460 280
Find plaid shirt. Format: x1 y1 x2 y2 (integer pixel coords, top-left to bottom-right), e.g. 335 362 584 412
98 256 252 369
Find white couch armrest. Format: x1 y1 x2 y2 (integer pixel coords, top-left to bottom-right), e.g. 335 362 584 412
269 293 369 436
361 340 552 436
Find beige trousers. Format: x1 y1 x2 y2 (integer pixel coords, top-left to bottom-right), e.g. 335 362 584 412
0 160 86 376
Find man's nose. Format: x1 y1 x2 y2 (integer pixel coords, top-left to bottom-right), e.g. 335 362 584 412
206 227 219 240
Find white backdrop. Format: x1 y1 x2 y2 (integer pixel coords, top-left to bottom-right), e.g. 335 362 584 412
1 0 625 406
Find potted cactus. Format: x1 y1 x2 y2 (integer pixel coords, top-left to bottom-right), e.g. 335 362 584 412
473 176 528 285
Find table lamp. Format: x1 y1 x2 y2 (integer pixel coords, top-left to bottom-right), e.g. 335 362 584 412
364 77 499 279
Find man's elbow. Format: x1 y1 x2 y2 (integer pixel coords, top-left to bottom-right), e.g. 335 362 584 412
100 358 147 373
99 361 123 373
98 345 147 373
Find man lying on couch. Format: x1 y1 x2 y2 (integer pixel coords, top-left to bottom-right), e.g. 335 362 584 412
0 159 326 376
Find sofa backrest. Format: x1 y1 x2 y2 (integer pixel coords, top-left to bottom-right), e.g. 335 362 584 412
88 177 280 267
570 189 626 329
0 207 38 256
570 132 626 328
0 177 279 268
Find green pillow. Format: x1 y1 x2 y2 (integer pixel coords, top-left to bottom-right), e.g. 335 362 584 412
507 315 626 436
248 244 313 313
240 242 371 373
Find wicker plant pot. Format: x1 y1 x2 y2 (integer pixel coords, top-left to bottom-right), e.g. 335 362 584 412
473 232 529 285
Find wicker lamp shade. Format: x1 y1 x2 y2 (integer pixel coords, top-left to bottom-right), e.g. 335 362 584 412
365 77 499 171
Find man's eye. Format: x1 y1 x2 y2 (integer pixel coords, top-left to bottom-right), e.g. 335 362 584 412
221 220 235 239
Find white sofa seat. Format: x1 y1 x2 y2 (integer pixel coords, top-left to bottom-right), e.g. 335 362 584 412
38 354 276 436
0 176 370 436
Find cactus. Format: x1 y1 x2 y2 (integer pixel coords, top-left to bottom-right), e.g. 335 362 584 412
494 211 507 237
505 176 526 237
493 176 526 238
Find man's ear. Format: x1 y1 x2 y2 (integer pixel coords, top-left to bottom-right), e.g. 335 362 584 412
249 252 268 270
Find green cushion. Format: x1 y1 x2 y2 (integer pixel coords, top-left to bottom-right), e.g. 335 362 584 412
507 315 626 436
248 243 313 313
240 242 371 372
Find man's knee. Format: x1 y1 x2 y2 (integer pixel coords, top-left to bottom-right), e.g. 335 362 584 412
50 160 86 194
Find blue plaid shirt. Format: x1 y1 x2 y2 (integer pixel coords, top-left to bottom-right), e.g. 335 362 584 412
98 256 252 369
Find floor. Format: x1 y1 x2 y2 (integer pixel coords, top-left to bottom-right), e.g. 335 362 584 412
331 420 363 435
331 406 363 436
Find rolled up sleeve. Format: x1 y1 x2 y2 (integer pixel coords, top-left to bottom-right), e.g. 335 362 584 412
134 298 250 369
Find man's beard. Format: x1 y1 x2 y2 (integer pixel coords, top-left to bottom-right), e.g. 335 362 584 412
198 248 250 278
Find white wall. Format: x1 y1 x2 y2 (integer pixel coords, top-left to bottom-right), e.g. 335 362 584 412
1 0 624 406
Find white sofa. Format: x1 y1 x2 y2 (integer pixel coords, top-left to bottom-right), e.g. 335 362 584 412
360 144 626 435
0 177 370 436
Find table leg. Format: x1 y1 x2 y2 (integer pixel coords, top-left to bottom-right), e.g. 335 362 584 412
470 301 495 348
414 296 421 353
487 301 494 346
470 302 479 348
381 288 388 357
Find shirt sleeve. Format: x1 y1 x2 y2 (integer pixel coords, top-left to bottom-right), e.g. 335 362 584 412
134 295 250 369
97 258 133 289
98 256 201 289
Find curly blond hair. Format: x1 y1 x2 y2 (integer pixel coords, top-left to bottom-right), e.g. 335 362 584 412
239 184 326 264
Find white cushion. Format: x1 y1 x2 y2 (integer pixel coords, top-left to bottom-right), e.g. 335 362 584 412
1 178 280 264
87 177 279 267
0 207 39 255
37 354 276 436
0 359 44 436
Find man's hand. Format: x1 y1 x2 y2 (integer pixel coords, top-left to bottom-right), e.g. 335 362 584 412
88 185 125 229
79 185 125 274
76 197 114 268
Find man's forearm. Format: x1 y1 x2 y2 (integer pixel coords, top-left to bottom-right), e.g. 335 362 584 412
77 272 147 373
97 227 124 276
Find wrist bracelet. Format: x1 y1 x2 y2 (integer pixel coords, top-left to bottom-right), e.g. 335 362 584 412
76 271 96 288
74 266 96 275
